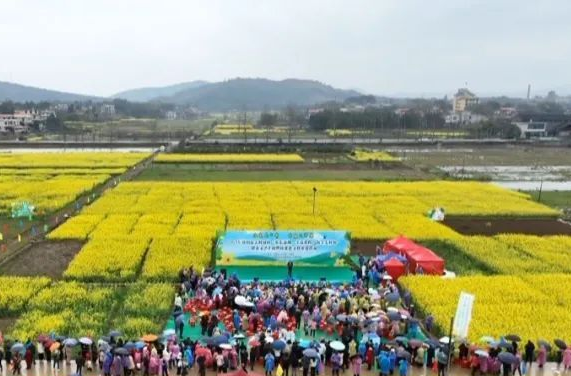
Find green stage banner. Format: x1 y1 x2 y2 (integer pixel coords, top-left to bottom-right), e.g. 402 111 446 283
215 230 350 267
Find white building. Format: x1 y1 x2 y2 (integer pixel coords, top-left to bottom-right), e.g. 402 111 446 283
0 114 29 133
99 104 116 116
445 111 487 125
165 110 178 120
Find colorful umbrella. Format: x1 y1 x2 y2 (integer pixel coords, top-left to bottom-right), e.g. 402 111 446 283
330 341 345 351
142 334 158 342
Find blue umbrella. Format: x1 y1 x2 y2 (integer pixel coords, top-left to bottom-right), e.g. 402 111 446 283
298 339 311 349
213 335 229 345
498 352 516 364
124 342 136 350
385 292 400 303
109 330 122 338
387 311 401 321
63 338 78 347
303 348 318 358
135 341 146 350
201 337 216 346
114 347 130 356
11 343 25 353
273 340 286 350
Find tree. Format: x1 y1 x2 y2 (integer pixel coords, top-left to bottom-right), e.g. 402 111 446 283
45 114 64 132
0 101 15 114
259 112 278 126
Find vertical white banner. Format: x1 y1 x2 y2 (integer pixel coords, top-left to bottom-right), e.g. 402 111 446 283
453 291 475 339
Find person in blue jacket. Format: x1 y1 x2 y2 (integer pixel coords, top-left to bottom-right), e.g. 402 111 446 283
398 359 408 376
388 349 397 374
379 352 391 376
265 352 275 376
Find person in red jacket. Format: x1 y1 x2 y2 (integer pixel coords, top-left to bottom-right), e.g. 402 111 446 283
365 346 374 371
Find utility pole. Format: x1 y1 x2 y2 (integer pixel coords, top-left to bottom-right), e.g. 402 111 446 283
312 187 317 215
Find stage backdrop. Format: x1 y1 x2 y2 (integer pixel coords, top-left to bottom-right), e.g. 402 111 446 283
215 230 350 267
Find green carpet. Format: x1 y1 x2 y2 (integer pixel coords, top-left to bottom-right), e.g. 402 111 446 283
216 265 355 283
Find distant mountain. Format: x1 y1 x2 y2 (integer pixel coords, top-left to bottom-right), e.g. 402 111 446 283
112 80 209 102
161 78 360 111
0 81 96 102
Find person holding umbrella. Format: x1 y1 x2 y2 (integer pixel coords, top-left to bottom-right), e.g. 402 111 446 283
563 346 571 372
537 345 547 369
331 351 342 376
523 340 534 368
351 354 362 376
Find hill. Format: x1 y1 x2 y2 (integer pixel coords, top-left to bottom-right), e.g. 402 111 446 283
0 81 96 102
161 78 360 110
112 80 208 102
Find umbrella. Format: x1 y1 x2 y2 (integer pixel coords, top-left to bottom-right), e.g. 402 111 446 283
538 340 552 352
63 338 78 347
273 340 286 351
109 330 122 337
298 339 311 349
505 335 521 342
124 342 136 350
114 347 130 356
475 350 489 358
265 337 274 344
201 337 216 346
37 334 49 343
233 334 245 339
330 341 345 351
498 352 516 364
387 311 401 321
142 334 158 342
555 339 567 350
439 336 453 344
303 349 318 358
383 275 393 280
385 292 400 303
395 336 408 344
387 307 399 313
79 337 93 346
409 339 423 348
397 350 411 360
219 344 233 350
163 329 176 337
49 342 61 352
11 343 25 353
479 336 495 344
336 314 347 322
135 341 146 349
425 339 440 348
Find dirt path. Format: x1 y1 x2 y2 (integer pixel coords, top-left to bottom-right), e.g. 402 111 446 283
0 240 84 279
444 217 571 236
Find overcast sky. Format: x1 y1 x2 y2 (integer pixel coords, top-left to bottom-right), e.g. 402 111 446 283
1 0 570 97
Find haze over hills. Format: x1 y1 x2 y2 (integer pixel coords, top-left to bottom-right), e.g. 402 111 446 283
0 81 97 102
159 78 361 111
0 78 360 110
112 80 209 102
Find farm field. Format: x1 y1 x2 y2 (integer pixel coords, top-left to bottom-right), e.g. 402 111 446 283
155 153 304 163
1 149 571 343
0 152 149 216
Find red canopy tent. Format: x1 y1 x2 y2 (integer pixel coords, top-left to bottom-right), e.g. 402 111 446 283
405 245 445 275
383 236 445 275
383 258 406 281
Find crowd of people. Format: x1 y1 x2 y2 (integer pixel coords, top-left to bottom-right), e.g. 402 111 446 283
0 261 566 376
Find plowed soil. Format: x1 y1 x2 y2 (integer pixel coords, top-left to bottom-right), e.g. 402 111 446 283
0 240 84 279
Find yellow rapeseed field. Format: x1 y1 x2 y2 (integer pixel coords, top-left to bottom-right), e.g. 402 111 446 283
401 274 571 342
